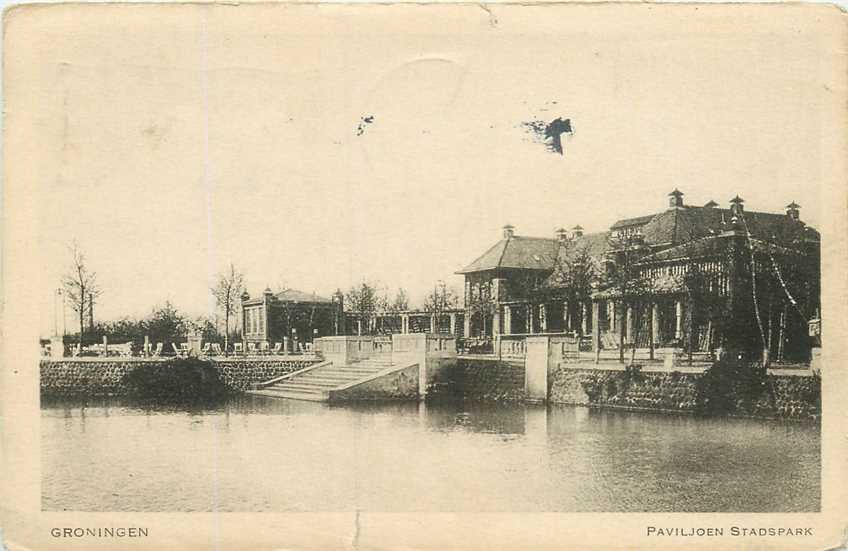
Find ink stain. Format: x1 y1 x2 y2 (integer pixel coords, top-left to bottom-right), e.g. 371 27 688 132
521 116 573 155
356 115 375 136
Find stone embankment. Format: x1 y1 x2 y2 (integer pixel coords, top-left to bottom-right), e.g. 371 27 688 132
41 357 321 396
438 359 819 420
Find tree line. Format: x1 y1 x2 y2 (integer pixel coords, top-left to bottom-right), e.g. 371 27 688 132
59 242 462 345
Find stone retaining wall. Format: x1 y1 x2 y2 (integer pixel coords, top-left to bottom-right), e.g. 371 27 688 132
436 359 525 402
40 357 321 396
548 364 820 420
209 357 320 391
329 364 419 401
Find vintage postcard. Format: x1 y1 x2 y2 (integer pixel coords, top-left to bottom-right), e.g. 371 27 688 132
2 2 847 549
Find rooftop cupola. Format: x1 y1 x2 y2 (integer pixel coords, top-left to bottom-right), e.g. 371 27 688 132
786 201 800 221
668 188 684 208
555 227 569 241
729 195 745 218
264 286 273 295
502 224 515 239
572 224 584 238
704 200 718 208
240 290 251 302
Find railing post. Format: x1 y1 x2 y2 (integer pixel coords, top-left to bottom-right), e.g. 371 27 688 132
592 301 601 363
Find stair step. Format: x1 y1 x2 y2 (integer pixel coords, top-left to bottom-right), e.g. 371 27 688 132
301 376 364 385
321 369 384 376
277 380 346 389
254 386 324 396
251 389 327 402
274 382 337 392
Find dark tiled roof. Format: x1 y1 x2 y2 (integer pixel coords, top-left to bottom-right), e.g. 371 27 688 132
274 289 333 303
457 236 559 273
638 234 809 263
542 232 610 288
610 214 655 230
633 206 818 247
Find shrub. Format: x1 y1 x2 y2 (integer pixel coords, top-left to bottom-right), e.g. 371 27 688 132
695 355 768 416
122 358 232 402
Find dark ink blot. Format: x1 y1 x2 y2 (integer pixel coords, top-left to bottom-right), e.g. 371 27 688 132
356 115 375 136
521 117 573 155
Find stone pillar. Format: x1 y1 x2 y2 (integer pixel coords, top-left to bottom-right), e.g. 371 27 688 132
503 306 512 335
563 300 570 331
493 306 501 337
463 312 471 338
430 313 437 334
50 335 64 359
651 303 660 360
282 336 289 354
449 312 457 335
401 314 409 334
144 335 150 357
357 319 363 336
525 336 555 403
675 300 683 340
187 333 203 356
581 302 588 335
101 335 108 356
625 305 633 345
539 304 547 333
592 301 601 363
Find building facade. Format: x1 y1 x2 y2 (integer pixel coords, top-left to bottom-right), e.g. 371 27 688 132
457 190 820 363
241 288 344 346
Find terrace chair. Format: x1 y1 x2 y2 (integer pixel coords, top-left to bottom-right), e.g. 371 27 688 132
211 343 223 356
298 342 306 354
305 342 313 353
259 341 270 354
247 342 257 355
201 342 211 356
171 343 182 356
234 342 244 355
71 344 81 357
270 342 282 355
179 342 190 356
151 342 163 357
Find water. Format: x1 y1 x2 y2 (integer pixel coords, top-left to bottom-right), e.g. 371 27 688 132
41 396 820 512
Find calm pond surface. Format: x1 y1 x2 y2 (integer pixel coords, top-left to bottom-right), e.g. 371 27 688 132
42 396 820 512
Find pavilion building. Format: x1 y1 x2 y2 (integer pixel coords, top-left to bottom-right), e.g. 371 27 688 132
457 190 820 362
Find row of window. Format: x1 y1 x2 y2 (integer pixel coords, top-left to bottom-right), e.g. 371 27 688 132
245 306 265 336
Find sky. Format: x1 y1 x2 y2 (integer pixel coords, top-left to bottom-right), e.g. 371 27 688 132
26 3 828 335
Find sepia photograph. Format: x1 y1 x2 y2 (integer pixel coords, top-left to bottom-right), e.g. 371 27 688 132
3 2 847 549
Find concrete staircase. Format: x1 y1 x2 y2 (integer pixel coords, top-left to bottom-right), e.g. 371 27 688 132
250 356 396 402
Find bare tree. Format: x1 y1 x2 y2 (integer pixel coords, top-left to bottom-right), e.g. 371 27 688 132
603 232 651 363
346 281 383 335
62 241 101 347
211 263 245 354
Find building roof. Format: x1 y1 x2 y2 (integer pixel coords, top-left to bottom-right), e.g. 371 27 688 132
461 200 818 277
540 232 610 289
275 289 333 303
609 214 655 230
457 235 560 274
638 234 809 264
616 206 818 247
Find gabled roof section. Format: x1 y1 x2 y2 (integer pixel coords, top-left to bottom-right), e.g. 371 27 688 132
633 206 819 247
457 235 559 274
542 232 610 288
610 214 655 230
637 234 809 264
275 289 333 303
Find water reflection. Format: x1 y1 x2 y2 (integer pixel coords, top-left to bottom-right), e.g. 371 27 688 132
41 396 820 512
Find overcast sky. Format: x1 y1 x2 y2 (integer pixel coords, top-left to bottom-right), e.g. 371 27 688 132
28 4 826 334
